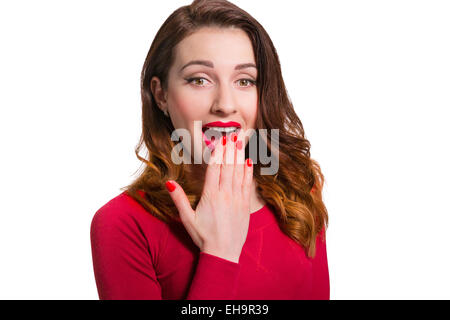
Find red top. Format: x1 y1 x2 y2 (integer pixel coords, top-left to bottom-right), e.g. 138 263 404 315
90 190 330 300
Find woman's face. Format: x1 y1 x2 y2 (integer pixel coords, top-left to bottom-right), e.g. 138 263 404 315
152 26 258 164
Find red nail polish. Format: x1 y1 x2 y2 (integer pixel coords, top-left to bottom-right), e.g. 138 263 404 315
165 180 176 192
222 135 227 145
246 158 253 167
231 132 237 142
236 140 243 150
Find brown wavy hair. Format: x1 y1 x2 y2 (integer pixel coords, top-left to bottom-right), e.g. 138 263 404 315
120 0 328 259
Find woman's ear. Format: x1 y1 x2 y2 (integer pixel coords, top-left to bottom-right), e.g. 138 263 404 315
150 76 169 114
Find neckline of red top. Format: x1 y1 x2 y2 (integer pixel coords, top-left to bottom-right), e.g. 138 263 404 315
249 203 276 231
130 189 276 231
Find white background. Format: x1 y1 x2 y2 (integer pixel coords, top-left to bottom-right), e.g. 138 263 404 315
0 0 449 299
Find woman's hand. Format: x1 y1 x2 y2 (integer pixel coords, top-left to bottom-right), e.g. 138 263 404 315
165 130 253 263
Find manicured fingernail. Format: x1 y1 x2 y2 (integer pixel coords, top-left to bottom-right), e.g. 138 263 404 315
246 158 253 167
222 135 227 145
230 132 237 142
165 180 176 192
236 140 243 150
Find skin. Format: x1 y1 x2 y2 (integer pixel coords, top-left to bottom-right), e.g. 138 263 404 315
151 26 266 262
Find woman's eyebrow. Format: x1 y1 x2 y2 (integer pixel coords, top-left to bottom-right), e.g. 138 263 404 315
179 60 257 73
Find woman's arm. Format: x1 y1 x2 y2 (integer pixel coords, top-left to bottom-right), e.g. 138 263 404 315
90 206 241 300
90 207 162 299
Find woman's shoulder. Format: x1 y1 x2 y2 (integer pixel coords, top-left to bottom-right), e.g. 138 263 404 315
90 190 169 240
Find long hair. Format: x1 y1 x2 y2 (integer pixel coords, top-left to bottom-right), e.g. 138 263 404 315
121 0 328 259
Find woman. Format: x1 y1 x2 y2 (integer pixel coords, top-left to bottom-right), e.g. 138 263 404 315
90 0 329 300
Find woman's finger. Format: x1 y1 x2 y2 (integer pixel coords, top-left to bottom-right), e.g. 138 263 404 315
242 157 253 200
165 180 195 229
203 134 224 194
220 134 235 192
232 130 245 194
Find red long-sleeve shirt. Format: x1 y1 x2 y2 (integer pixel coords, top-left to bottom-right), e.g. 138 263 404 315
90 190 330 300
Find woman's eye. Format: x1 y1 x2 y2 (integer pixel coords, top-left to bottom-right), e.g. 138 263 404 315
186 77 256 87
237 79 256 87
186 77 209 86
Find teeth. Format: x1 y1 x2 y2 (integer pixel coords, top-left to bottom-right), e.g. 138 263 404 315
204 126 238 133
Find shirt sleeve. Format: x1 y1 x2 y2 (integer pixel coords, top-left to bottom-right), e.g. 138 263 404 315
310 227 330 300
90 207 241 300
186 252 241 300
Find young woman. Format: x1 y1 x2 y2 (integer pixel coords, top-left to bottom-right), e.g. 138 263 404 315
90 0 329 300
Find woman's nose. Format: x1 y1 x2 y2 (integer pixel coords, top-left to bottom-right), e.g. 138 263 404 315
212 104 237 115
211 85 237 115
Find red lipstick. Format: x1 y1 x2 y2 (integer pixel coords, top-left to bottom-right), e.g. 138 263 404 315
202 121 241 129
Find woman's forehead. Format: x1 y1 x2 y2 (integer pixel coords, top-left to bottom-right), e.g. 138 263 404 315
174 28 255 69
